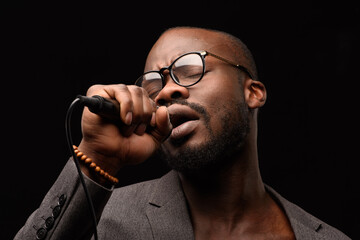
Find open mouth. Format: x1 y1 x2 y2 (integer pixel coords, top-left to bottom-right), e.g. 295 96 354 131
170 114 197 129
168 106 200 141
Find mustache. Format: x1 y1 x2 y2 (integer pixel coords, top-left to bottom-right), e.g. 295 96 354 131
169 99 210 123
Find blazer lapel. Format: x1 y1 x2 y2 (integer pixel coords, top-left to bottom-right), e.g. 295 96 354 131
266 185 323 240
146 171 195 240
145 178 326 239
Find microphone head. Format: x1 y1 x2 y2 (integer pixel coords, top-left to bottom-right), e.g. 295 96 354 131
77 95 120 120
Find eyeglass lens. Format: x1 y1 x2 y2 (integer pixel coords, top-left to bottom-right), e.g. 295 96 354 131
136 53 204 99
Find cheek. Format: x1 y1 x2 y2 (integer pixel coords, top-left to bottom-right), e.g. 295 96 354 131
201 70 244 104
206 101 231 135
199 79 244 130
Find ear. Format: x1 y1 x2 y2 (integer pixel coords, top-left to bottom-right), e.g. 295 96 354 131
244 79 267 109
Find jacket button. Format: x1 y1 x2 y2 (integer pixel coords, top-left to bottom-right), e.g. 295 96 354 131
52 205 61 218
58 194 67 206
36 227 47 239
45 216 55 229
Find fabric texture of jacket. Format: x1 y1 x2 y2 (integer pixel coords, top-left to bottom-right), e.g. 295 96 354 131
15 160 351 239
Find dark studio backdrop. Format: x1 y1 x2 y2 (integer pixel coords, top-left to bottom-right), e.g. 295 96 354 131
2 1 359 239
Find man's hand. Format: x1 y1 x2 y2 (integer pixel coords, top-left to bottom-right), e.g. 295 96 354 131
78 84 172 177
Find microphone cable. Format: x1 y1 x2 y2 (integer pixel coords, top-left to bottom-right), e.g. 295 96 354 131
65 97 99 240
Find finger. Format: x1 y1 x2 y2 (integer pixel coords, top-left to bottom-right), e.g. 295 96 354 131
145 93 157 127
103 84 134 125
149 106 172 144
122 86 147 136
129 86 145 124
134 88 156 135
86 84 105 96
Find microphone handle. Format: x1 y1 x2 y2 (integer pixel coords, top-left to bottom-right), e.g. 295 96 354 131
77 95 120 121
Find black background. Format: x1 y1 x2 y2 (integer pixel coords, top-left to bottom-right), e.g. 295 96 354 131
2 1 359 239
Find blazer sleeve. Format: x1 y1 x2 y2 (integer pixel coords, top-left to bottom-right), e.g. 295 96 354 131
14 159 113 240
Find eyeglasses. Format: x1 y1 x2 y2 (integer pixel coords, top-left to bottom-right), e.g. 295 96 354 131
135 50 253 99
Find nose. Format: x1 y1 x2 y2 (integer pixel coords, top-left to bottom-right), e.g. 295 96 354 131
155 75 189 106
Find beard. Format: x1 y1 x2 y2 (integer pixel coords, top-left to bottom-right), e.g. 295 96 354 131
157 98 250 174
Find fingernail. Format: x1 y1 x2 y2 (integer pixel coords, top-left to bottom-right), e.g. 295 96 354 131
166 108 170 120
125 112 132 125
150 112 156 127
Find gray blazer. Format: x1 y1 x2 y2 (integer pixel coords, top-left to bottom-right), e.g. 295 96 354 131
15 160 350 239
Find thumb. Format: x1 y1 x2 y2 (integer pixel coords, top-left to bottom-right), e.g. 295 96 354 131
149 106 172 144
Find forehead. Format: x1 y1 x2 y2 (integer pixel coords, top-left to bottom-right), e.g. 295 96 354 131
144 28 233 71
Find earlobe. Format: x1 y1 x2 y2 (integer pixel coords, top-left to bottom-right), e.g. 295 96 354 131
245 80 267 109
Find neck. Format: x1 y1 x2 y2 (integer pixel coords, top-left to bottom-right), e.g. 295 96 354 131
176 119 295 239
178 137 269 233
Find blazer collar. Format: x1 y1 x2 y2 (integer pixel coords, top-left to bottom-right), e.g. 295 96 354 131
146 170 195 240
265 185 323 239
145 173 323 239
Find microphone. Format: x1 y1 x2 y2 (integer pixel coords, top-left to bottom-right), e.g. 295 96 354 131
77 95 120 120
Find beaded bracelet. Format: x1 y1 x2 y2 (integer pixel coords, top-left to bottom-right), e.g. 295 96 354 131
73 145 119 185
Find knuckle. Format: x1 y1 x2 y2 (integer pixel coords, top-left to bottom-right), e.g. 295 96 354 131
116 84 128 91
143 99 155 115
141 87 150 97
134 87 143 96
129 85 144 96
103 84 129 96
121 98 133 108
86 84 104 96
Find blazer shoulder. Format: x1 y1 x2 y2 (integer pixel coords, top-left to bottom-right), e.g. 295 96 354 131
265 185 351 240
317 222 351 240
286 198 351 240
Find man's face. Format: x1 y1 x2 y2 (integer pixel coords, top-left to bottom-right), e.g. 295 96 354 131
145 29 250 172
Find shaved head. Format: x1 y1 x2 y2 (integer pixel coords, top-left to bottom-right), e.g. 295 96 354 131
161 26 259 81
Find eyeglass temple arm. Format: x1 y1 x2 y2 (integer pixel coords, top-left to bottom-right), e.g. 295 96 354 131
205 51 253 79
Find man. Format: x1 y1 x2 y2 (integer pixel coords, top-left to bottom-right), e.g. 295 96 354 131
15 27 350 239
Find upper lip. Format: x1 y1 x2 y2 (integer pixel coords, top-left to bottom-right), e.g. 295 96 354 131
167 104 200 128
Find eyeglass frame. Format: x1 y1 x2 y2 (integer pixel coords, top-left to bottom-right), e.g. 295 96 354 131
135 50 253 90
